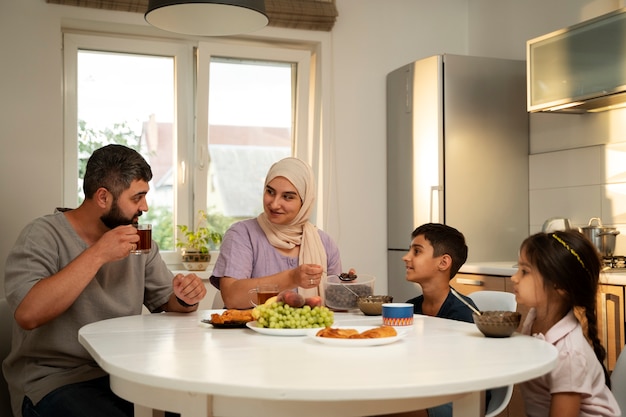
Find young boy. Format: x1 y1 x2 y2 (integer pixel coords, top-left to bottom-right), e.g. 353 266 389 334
393 223 481 417
403 223 477 323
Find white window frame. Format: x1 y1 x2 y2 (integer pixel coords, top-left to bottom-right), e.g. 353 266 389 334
62 28 333 266
195 41 311 220
63 33 194 264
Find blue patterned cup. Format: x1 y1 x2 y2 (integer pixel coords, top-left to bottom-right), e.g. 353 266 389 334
382 303 414 326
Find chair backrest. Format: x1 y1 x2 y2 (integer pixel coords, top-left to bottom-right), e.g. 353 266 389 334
611 348 626 413
468 290 516 312
0 298 14 416
485 385 514 417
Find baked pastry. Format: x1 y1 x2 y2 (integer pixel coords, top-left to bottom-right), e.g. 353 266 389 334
349 326 397 339
316 327 360 338
316 325 397 339
211 309 254 324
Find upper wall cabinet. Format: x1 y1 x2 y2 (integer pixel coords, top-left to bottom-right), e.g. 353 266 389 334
527 7 626 114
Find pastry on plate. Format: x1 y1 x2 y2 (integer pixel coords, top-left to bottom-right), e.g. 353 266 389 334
316 325 397 339
316 327 360 339
211 309 254 324
350 325 397 339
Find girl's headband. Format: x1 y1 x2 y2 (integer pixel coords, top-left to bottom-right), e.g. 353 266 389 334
551 233 589 274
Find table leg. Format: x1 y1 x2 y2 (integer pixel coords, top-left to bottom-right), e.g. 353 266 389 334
110 376 211 417
178 393 212 417
452 391 485 417
134 404 153 417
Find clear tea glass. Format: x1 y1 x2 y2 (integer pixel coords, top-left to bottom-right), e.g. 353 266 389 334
248 284 279 306
132 224 152 254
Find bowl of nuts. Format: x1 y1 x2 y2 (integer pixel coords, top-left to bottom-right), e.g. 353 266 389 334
473 311 521 338
324 274 375 311
357 295 393 316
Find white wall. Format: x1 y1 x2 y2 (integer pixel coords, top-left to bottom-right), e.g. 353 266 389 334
1 0 625 299
529 110 626 255
328 0 468 294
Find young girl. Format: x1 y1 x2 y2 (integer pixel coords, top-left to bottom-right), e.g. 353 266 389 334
512 230 620 417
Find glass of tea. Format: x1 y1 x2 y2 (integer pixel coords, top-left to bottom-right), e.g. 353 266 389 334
248 284 279 306
131 224 152 254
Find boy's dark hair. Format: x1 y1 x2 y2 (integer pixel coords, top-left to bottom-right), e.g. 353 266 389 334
83 144 153 199
521 230 608 385
411 223 468 279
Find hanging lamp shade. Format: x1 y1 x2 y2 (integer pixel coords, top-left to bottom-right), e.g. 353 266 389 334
145 0 268 36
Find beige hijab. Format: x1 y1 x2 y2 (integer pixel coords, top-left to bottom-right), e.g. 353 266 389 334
256 157 327 297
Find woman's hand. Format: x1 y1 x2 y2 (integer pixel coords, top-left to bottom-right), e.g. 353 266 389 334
292 264 323 288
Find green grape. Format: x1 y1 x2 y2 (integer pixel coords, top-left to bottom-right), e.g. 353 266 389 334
252 302 334 328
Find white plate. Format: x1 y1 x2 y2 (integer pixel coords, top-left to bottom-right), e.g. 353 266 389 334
245 321 323 336
307 326 407 346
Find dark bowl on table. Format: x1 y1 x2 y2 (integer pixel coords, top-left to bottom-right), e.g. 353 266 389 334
473 311 521 338
357 295 394 316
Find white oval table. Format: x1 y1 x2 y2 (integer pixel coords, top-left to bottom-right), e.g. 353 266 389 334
78 311 557 417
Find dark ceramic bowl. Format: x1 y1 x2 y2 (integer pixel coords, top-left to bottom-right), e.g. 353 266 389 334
473 311 521 338
357 295 394 316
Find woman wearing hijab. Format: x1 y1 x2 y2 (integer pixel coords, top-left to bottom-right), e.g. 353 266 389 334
209 157 345 309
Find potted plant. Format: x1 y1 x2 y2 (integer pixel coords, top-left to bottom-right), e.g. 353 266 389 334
176 210 223 271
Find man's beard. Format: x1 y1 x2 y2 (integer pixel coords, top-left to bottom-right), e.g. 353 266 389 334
101 199 139 229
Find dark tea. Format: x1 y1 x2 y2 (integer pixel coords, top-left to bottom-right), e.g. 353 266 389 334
133 224 152 254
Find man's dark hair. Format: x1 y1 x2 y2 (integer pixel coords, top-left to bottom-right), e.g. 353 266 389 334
411 223 468 279
83 144 153 198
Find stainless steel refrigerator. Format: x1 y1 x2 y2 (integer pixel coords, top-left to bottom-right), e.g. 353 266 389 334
386 54 529 302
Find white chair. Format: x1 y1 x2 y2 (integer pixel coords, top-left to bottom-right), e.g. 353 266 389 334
611 348 626 414
468 291 517 417
468 290 516 312
0 298 14 417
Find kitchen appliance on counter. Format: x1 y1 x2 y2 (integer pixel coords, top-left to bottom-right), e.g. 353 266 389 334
386 54 529 302
542 217 573 233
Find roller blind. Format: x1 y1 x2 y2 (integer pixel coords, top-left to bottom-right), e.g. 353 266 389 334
45 0 338 31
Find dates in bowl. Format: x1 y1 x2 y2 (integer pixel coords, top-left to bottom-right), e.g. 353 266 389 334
324 274 375 310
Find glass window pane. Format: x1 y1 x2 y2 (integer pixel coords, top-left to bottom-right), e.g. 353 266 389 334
77 51 176 251
207 58 293 234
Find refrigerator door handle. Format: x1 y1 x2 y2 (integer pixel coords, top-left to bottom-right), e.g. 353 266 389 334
430 185 443 222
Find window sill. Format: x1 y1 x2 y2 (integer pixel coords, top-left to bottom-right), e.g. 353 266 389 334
169 268 213 280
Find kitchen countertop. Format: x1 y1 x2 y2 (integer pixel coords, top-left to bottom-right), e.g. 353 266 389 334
459 262 518 276
460 262 626 286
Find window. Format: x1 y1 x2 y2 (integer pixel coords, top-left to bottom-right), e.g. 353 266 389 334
206 58 292 220
64 34 193 265
195 41 313 234
63 32 321 266
76 50 177 250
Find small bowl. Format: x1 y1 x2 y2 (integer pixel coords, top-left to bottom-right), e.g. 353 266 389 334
357 295 393 316
473 311 521 338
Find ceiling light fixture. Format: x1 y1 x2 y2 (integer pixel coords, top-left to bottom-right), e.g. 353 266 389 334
145 0 268 36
